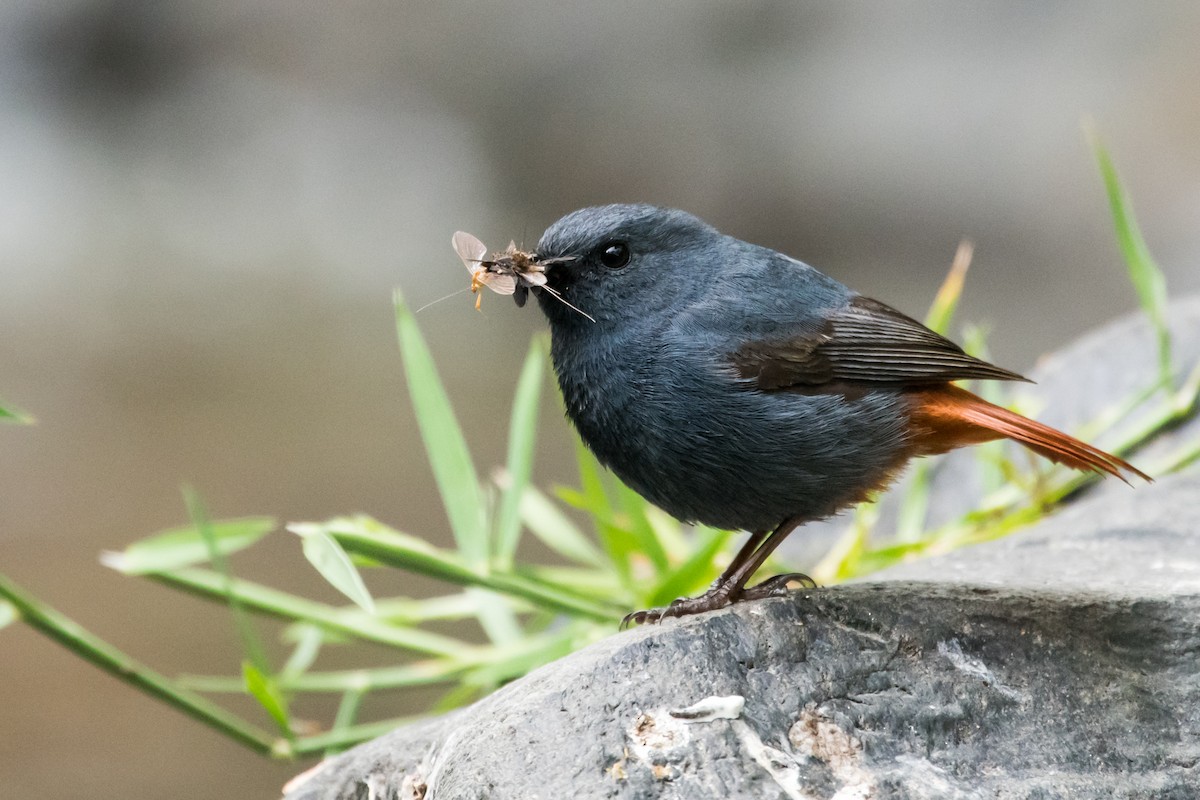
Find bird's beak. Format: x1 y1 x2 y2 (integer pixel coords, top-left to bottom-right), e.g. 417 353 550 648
534 254 577 274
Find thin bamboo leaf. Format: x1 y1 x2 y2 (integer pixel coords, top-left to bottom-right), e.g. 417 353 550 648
892 242 976 542
573 439 611 510
322 517 623 620
394 290 488 567
517 565 623 597
0 399 33 424
101 516 276 575
962 324 1008 495
494 339 545 568
0 572 276 755
430 683 483 713
291 526 376 613
924 240 972 335
325 687 367 756
466 587 524 646
648 526 731 607
292 717 419 755
1087 126 1172 382
613 481 669 574
187 489 271 676
280 625 324 678
0 599 17 630
182 658 464 693
812 502 879 584
643 505 689 563
855 539 934 574
335 592 533 626
461 629 586 688
150 567 474 657
562 443 637 587
894 463 932 544
243 661 292 737
1161 437 1200 475
517 485 604 567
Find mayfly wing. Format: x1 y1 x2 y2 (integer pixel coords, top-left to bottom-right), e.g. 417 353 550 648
482 272 518 295
452 231 489 270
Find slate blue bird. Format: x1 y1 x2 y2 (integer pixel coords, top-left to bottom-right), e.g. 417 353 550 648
520 204 1147 625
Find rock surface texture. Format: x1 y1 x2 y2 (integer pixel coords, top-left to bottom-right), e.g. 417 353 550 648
287 301 1200 800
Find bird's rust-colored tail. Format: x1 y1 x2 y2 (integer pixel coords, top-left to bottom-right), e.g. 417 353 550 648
906 384 1150 482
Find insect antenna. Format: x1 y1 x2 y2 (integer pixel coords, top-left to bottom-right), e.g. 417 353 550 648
416 287 470 314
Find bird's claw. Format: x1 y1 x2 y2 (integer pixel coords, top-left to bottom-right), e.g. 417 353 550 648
620 587 738 629
739 572 816 601
620 573 817 629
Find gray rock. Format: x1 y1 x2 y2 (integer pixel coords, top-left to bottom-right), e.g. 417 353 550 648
286 302 1200 800
288 485 1200 800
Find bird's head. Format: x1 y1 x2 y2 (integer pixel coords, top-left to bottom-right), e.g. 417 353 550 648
531 204 721 329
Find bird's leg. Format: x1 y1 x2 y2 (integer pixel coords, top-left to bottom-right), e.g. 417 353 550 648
622 515 810 627
621 528 768 628
719 514 813 602
739 572 816 601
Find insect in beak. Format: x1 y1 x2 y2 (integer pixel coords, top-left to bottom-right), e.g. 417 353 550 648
451 231 594 322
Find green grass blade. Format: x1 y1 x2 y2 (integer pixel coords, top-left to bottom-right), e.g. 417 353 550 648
291 526 376 614
461 628 590 688
516 565 623 597
613 481 670 574
100 517 276 575
893 465 932 544
1087 126 1172 382
494 339 546 568
324 687 367 756
812 502 879 584
322 591 535 627
855 538 935 575
642 505 689 563
430 682 483 713
183 658 465 693
0 572 276 755
322 516 623 621
186 489 271 676
893 245 976 543
150 567 474 657
466 587 523 645
923 240 972 335
565 441 639 587
0 399 33 424
517 485 604 567
647 526 731 607
280 625 324 678
961 324 1009 495
292 717 421 756
0 599 17 630
573 440 614 520
394 290 488 568
243 661 292 738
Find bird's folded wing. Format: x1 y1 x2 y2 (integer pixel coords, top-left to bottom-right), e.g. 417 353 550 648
732 295 1028 391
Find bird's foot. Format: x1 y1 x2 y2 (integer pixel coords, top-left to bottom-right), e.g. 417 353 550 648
621 584 739 629
620 573 817 629
739 572 816 601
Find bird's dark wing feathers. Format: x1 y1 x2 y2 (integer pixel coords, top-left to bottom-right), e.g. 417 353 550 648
733 295 1029 391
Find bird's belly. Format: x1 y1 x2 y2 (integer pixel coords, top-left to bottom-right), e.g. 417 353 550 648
563 368 911 532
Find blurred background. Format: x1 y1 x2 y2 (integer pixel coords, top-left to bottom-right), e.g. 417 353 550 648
2 2 1198 797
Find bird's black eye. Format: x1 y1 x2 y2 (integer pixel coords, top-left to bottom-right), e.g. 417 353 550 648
598 241 631 269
